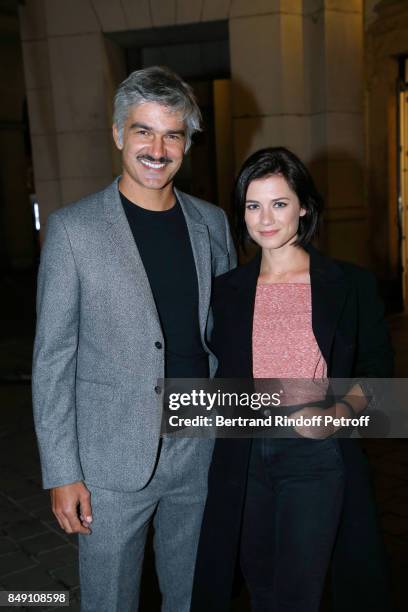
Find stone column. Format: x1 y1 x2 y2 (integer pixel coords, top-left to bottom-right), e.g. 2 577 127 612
20 0 61 228
306 0 366 263
19 0 126 234
230 1 310 165
229 0 366 263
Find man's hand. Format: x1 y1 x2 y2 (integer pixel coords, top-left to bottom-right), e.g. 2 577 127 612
50 481 93 534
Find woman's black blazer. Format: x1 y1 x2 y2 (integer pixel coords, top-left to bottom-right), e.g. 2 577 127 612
191 245 394 612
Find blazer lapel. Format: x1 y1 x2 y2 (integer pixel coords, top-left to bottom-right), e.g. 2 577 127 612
228 246 350 376
227 252 261 376
176 189 212 343
101 178 161 328
307 245 350 371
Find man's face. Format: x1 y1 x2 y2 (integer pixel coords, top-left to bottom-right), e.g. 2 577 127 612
113 101 186 192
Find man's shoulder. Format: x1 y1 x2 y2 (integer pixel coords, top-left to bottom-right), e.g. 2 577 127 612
49 179 116 226
176 189 225 222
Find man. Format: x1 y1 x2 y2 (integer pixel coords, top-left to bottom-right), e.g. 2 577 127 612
32 66 236 612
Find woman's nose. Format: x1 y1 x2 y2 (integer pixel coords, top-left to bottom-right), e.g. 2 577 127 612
260 207 274 225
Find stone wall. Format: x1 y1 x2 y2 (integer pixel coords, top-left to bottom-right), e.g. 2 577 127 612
0 8 33 268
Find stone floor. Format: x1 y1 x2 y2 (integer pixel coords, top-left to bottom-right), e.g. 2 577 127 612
0 271 407 611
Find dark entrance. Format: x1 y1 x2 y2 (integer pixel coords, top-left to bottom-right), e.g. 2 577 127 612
106 20 232 209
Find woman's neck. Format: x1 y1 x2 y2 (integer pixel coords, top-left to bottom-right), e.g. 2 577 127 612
259 245 310 284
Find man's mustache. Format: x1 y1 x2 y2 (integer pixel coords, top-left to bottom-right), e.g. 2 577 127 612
137 154 173 164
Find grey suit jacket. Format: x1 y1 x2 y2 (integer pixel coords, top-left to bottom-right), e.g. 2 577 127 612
32 178 237 491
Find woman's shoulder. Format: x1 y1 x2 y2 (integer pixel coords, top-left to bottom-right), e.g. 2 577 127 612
212 268 240 300
334 258 378 287
216 248 379 293
213 266 240 286
325 256 382 305
214 254 260 290
310 245 378 287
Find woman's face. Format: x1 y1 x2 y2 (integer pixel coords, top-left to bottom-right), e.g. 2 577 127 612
244 174 306 250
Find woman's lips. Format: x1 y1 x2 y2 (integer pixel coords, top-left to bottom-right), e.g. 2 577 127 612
259 229 279 236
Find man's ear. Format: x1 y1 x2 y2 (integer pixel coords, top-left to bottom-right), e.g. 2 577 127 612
112 124 123 150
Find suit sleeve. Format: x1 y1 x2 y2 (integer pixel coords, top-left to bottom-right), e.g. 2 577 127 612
32 213 84 489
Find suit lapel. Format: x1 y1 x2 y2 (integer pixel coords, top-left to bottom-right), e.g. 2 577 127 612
101 179 161 328
176 189 212 342
99 181 218 344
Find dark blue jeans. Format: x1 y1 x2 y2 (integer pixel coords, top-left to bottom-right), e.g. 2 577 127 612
240 437 345 612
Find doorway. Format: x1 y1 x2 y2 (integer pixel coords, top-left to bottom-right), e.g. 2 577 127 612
106 21 233 212
398 56 408 310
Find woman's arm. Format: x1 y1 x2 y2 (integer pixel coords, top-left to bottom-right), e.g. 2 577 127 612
354 268 394 378
294 267 394 437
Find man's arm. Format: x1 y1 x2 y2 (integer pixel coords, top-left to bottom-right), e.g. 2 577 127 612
32 213 91 534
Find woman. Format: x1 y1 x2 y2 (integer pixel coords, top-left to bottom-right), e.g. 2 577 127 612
191 147 394 612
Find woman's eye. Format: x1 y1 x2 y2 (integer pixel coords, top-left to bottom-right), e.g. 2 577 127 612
246 204 259 210
273 201 286 208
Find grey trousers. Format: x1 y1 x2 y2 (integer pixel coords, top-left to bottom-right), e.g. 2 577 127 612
78 437 214 612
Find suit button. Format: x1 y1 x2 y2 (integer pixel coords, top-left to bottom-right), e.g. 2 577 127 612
155 341 162 349
154 385 162 395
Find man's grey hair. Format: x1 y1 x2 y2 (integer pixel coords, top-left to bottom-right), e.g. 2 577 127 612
113 66 202 151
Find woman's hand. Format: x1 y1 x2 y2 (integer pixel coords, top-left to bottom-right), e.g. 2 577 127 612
292 384 367 439
292 402 359 439
291 406 336 439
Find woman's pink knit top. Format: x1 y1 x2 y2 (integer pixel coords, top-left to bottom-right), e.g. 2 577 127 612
252 283 327 402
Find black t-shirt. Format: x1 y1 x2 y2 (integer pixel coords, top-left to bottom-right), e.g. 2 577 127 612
120 191 208 378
